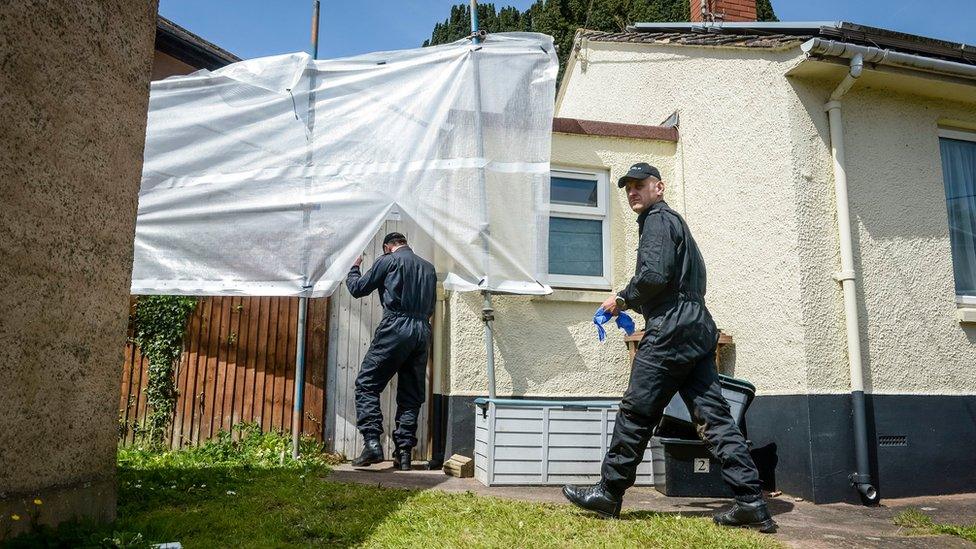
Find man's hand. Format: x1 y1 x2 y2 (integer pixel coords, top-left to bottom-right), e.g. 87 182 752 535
601 294 620 316
353 255 363 268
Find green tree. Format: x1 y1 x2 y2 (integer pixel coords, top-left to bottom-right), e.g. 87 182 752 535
756 0 778 22
424 0 778 75
422 3 528 47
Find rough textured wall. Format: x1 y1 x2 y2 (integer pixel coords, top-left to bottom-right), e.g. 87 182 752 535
553 42 810 395
0 0 158 533
778 73 850 397
448 134 675 396
789 78 976 394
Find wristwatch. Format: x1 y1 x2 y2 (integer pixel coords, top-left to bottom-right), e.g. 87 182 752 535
614 294 627 311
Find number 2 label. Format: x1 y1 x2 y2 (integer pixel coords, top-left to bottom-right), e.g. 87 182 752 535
694 458 710 473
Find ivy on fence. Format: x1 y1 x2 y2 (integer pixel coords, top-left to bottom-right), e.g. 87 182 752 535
132 295 198 447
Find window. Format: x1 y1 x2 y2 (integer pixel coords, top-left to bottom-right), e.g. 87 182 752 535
548 168 610 289
938 128 976 304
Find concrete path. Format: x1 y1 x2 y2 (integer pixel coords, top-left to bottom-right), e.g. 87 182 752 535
329 462 975 548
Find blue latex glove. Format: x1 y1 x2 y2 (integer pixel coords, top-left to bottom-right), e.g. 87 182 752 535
593 307 636 342
616 310 636 335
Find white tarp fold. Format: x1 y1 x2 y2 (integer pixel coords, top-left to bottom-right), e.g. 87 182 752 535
132 33 557 297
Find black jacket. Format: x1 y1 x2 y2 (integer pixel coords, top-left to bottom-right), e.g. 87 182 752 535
619 200 717 360
346 246 437 320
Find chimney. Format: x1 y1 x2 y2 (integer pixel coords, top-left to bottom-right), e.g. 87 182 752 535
690 0 757 23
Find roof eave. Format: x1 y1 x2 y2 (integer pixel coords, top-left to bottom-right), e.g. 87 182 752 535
578 29 808 53
801 37 976 84
627 20 976 66
156 16 240 70
628 21 839 35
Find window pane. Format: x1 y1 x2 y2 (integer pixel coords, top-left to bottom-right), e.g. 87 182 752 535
939 137 976 297
551 176 598 207
549 217 603 276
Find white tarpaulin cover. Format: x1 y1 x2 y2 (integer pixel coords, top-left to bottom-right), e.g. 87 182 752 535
132 33 557 297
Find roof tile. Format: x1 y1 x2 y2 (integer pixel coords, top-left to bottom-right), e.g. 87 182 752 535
580 29 810 50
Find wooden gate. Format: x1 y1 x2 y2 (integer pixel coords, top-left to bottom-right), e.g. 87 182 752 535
119 296 329 448
326 216 433 460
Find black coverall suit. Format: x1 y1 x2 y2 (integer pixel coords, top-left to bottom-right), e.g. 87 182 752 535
602 200 762 502
346 246 436 450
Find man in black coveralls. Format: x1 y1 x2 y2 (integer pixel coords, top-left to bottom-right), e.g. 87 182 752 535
346 232 436 471
561 163 776 533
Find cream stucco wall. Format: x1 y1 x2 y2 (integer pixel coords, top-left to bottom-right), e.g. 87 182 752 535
448 135 676 396
552 41 812 396
445 38 976 399
787 71 976 395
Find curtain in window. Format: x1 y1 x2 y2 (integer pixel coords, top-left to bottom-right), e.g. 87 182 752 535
549 217 603 276
939 137 976 297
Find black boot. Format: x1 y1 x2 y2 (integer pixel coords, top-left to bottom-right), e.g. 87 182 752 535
393 447 412 471
351 438 384 467
713 499 777 533
426 456 444 471
562 483 622 519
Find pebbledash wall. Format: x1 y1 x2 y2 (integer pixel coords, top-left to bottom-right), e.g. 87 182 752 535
0 0 159 537
443 35 976 503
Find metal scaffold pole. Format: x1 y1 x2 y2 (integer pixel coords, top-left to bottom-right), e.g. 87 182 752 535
291 0 321 460
468 0 496 401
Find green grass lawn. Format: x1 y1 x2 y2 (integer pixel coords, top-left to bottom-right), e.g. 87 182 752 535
5 425 780 548
895 508 976 543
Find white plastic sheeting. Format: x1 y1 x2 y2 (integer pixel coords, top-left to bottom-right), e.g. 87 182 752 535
132 33 557 297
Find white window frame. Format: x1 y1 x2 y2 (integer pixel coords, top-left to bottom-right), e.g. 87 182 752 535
938 127 976 305
547 167 611 290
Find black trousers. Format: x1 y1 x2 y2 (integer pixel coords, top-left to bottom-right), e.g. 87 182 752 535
601 343 762 501
354 314 430 449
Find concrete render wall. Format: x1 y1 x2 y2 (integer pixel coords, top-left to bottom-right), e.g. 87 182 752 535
0 0 158 534
787 77 976 395
545 42 811 396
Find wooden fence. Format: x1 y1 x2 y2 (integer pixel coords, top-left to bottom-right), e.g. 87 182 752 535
119 296 329 448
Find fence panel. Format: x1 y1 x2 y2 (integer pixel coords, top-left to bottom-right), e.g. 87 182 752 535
119 296 329 448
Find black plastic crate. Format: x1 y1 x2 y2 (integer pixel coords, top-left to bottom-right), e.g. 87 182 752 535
658 374 756 438
651 437 733 498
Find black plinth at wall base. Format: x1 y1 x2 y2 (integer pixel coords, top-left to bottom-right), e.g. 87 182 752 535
428 393 449 467
652 437 734 498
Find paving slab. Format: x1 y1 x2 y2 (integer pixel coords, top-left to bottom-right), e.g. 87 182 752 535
328 462 976 548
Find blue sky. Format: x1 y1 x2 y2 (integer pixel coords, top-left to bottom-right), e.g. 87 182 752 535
159 0 976 60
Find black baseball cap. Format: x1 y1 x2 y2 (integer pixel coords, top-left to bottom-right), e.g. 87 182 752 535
617 162 662 187
382 232 407 246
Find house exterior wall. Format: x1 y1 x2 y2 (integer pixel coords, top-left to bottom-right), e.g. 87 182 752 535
774 68 976 398
547 40 976 398
552 41 812 396
779 75 976 502
811 84 976 395
0 0 158 537
444 37 976 502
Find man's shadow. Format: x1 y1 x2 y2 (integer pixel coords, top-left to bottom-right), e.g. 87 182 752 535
620 497 795 520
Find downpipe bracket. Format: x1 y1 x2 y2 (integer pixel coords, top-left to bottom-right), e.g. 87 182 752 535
850 474 880 505
833 270 856 282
